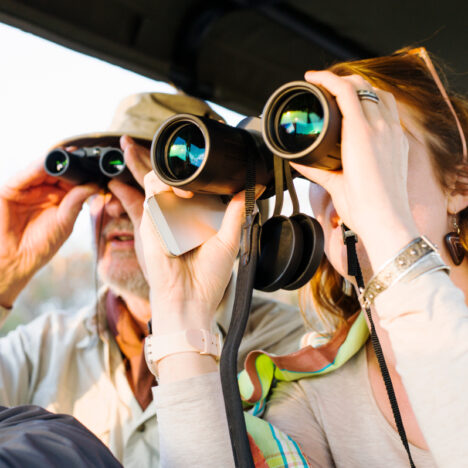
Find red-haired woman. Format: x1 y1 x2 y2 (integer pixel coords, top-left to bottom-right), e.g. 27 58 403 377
135 49 468 467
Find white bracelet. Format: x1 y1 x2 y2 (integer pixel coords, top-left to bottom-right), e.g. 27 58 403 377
144 329 222 379
359 236 449 308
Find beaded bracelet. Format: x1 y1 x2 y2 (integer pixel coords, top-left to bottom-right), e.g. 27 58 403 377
359 236 450 308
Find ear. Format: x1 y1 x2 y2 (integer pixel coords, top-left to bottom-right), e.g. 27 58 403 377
447 190 468 215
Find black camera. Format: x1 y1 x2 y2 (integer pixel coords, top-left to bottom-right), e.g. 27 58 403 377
44 147 137 188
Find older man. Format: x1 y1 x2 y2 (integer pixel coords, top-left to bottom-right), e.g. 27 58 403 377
0 93 305 467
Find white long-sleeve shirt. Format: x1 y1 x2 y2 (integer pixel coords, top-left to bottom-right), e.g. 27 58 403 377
154 270 467 467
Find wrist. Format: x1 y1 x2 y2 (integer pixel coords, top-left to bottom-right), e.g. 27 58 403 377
144 328 221 383
157 353 218 383
360 236 448 308
360 218 420 272
150 298 216 334
0 290 18 310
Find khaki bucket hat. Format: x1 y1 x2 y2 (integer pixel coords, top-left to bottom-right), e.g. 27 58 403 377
50 91 270 219
51 92 224 149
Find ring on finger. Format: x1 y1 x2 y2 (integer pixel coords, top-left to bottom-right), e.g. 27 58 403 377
356 89 380 104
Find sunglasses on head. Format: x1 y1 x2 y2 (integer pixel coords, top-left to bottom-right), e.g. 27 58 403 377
406 47 467 162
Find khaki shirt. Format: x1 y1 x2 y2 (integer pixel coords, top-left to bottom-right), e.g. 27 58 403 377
0 288 304 467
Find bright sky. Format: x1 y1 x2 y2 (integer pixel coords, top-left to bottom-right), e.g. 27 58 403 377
0 22 312 256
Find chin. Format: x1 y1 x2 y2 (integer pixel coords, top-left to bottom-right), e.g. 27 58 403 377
323 226 375 284
324 235 374 284
97 257 149 299
323 226 349 278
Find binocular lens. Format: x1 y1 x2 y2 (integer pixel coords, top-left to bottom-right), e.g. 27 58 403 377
45 149 69 175
275 92 324 153
262 81 341 169
166 124 206 180
101 149 125 175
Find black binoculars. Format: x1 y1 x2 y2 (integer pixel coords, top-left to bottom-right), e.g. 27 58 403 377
44 147 137 188
149 80 342 293
150 81 342 196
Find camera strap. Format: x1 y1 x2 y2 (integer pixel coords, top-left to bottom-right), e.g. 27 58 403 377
343 226 416 468
219 135 258 468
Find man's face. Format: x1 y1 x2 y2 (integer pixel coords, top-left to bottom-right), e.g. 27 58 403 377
89 192 149 299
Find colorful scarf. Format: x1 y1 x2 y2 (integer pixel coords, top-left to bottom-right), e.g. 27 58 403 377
241 311 369 466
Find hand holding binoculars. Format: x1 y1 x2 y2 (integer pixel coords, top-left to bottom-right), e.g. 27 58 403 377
149 80 340 291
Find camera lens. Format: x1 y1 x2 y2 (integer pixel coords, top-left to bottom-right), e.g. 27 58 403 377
100 149 125 176
45 149 69 175
275 92 324 153
166 124 206 180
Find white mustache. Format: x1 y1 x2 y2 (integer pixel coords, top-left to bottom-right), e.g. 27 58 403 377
101 219 134 238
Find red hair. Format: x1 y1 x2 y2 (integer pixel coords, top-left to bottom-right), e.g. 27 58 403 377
300 48 468 331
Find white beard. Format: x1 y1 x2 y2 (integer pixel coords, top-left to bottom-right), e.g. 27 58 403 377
97 255 150 299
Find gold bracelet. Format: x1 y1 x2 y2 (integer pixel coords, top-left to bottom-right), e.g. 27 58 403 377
359 236 449 308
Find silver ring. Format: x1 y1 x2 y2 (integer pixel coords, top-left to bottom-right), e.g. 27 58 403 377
356 89 380 104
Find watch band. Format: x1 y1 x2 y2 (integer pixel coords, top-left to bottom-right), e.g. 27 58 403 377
144 329 222 377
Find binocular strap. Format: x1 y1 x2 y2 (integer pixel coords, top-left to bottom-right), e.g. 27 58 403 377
344 229 416 468
220 133 259 468
219 213 260 468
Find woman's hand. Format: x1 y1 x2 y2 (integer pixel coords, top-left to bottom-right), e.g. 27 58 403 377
291 71 419 268
111 136 249 382
109 136 247 334
0 163 98 307
139 172 246 334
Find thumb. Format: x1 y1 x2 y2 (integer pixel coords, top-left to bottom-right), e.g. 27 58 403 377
57 183 99 228
215 191 246 256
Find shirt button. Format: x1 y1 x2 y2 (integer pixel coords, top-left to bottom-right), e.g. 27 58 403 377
136 423 146 433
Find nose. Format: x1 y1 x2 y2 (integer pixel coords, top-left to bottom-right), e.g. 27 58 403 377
104 193 126 218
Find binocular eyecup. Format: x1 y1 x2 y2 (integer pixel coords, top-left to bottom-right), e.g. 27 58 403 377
44 147 137 188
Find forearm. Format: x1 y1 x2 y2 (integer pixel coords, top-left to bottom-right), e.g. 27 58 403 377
154 372 235 468
375 270 468 466
157 353 218 383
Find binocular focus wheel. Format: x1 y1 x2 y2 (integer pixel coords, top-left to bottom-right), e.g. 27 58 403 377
254 215 304 292
282 214 324 291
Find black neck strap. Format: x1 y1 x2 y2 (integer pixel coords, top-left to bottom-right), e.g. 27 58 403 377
343 225 416 468
219 133 258 468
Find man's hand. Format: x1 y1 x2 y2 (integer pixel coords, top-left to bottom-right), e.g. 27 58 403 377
107 135 195 277
0 163 98 307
